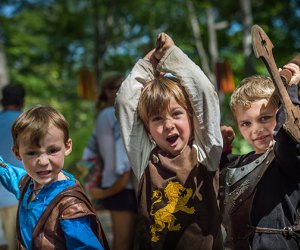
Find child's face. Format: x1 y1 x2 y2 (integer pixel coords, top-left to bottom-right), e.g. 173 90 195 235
235 99 277 154
148 97 192 156
13 125 72 189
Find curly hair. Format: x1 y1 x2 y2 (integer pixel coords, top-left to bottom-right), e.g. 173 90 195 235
230 75 278 119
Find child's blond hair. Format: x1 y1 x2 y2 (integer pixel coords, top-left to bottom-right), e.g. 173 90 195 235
12 105 69 149
230 75 278 119
137 76 193 130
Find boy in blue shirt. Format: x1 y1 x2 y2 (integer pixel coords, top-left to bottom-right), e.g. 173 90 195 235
0 105 109 249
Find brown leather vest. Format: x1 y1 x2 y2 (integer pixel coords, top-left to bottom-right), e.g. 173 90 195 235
220 148 275 250
16 174 109 250
136 145 223 250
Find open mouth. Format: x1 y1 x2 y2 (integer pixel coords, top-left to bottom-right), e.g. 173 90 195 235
37 170 51 176
166 134 179 144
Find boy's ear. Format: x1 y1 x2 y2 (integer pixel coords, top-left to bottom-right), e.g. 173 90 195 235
65 139 72 156
12 146 22 160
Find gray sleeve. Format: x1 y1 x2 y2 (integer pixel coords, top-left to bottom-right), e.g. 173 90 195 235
157 46 223 171
115 59 155 180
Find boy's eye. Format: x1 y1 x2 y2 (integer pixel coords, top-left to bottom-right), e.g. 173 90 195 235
150 116 163 122
26 151 36 156
48 148 60 154
172 110 183 118
260 115 272 122
241 121 251 127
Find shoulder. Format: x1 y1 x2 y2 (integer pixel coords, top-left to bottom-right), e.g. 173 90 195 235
58 185 96 220
60 197 95 220
100 106 114 115
18 174 31 193
0 110 21 118
97 106 115 120
220 153 245 174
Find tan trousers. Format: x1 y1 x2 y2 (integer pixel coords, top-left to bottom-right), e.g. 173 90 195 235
0 205 18 250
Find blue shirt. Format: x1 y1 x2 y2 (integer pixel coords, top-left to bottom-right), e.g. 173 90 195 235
0 157 104 250
0 110 24 207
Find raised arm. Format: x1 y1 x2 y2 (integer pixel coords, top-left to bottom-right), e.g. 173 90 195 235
115 60 155 180
274 63 300 174
156 44 223 171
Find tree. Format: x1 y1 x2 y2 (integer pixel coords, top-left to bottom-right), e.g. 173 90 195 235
0 39 9 98
1 0 299 165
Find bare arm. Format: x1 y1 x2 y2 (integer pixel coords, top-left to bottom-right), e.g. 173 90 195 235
89 171 132 199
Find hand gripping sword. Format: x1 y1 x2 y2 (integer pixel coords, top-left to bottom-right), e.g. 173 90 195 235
251 24 300 143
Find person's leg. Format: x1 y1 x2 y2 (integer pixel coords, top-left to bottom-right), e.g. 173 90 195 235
110 210 136 250
1 206 17 250
96 209 113 249
0 210 7 250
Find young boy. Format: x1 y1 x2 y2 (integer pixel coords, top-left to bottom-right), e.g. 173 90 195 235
0 105 109 249
220 64 300 249
115 33 223 249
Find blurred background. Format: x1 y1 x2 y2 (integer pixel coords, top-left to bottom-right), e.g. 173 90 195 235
0 0 299 174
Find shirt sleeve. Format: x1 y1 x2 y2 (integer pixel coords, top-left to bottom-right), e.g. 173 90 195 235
273 84 300 173
0 156 27 199
115 135 131 175
60 217 104 250
157 46 223 171
115 59 156 180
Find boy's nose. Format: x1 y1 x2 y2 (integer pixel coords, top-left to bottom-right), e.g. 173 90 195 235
253 123 263 134
38 154 49 165
164 119 175 130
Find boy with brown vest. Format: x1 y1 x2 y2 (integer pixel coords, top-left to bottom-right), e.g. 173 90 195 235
0 105 109 249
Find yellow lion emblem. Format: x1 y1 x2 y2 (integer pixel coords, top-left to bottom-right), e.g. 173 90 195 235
150 181 195 242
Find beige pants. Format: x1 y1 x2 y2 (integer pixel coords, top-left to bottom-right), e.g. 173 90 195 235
0 205 18 250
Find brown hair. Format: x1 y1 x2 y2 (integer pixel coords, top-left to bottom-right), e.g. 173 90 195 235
12 105 69 149
96 72 125 111
137 76 193 130
230 75 278 119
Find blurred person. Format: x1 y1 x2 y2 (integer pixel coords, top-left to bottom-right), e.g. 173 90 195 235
83 73 137 250
0 84 25 250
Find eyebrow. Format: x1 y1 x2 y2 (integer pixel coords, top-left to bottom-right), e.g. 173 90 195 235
169 105 185 111
238 118 249 124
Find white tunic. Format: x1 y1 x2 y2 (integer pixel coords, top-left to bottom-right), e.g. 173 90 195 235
115 45 223 180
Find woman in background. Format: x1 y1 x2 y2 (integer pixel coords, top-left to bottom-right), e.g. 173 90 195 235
82 73 137 250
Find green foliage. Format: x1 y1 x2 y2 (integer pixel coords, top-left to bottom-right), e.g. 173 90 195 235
1 0 299 175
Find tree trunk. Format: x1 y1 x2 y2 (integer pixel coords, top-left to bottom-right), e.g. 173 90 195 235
0 40 9 109
185 0 215 85
93 0 106 89
240 0 255 75
207 7 218 72
93 0 115 89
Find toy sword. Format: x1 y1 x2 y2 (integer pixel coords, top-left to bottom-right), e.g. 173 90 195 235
251 24 300 143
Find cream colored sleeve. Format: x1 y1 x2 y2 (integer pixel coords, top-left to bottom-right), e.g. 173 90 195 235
115 59 155 180
157 46 223 171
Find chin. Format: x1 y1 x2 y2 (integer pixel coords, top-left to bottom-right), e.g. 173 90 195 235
170 147 185 156
255 147 269 154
